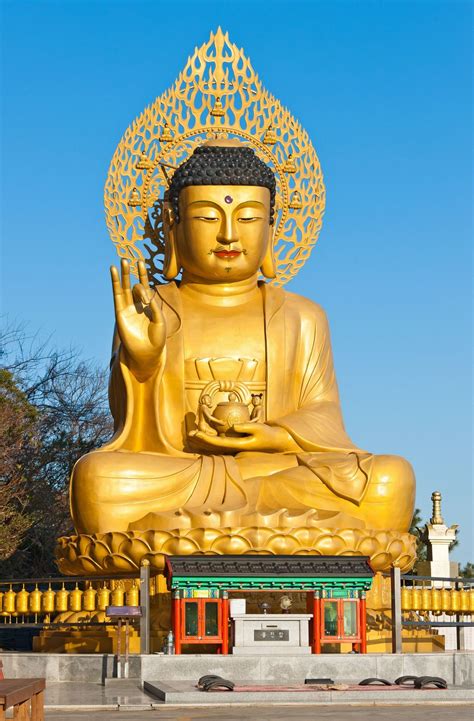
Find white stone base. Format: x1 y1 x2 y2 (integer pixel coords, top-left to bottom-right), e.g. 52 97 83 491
232 646 311 655
232 613 312 655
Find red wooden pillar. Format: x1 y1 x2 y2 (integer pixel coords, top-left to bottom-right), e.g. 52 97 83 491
312 590 321 654
221 590 229 655
359 591 367 654
172 590 181 654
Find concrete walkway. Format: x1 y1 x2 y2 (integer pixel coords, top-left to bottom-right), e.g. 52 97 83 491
45 707 474 720
40 680 473 710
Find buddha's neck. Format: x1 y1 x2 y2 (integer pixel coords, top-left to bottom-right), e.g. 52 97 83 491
180 273 261 307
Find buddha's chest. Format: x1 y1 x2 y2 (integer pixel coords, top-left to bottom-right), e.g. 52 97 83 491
181 302 266 373
180 299 267 421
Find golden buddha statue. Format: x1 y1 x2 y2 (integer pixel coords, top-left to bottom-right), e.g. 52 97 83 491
59 30 416 575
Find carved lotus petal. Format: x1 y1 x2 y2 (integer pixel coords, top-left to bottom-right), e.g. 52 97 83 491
150 531 173 549
356 536 379 557
77 555 103 574
185 527 223 546
292 527 318 546
108 532 133 553
210 534 252 555
64 543 78 563
339 529 360 547
118 537 152 565
78 535 94 557
90 539 113 565
145 553 166 572
162 537 199 555
387 538 404 560
104 553 138 572
373 531 390 549
370 552 391 571
313 533 345 554
239 527 274 547
397 554 414 573
266 533 300 555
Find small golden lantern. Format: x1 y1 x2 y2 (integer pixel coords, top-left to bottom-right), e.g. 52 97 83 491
55 584 69 612
16 585 29 614
69 583 83 612
431 588 441 612
460 589 470 613
411 587 422 611
97 584 111 611
401 586 411 610
4 587 16 614
125 580 139 607
421 587 431 611
42 584 55 613
83 585 97 612
111 582 125 606
440 588 452 613
451 589 460 613
0 591 3 613
29 585 42 614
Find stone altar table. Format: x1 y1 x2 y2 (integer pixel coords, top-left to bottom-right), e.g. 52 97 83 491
232 614 312 655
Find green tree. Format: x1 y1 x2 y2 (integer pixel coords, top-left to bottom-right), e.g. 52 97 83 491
409 507 461 572
0 369 38 560
0 325 113 577
409 507 428 562
460 562 474 578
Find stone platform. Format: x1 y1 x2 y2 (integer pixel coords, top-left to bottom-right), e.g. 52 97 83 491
144 679 474 706
1 652 473 688
3 680 472 710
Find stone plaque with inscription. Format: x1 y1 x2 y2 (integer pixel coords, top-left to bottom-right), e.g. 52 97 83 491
232 614 312 655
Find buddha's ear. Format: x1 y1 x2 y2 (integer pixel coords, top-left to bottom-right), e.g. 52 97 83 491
260 226 277 279
163 205 181 280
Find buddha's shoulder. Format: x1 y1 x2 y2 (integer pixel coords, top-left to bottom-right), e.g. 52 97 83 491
279 288 329 326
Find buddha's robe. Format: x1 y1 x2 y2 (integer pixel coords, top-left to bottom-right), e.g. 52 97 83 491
70 282 415 535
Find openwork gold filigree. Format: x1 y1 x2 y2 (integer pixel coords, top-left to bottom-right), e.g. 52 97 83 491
56 527 416 576
104 28 326 287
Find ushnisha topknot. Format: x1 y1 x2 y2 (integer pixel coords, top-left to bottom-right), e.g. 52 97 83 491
168 141 276 224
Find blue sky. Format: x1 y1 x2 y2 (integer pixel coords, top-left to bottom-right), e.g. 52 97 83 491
1 1 472 562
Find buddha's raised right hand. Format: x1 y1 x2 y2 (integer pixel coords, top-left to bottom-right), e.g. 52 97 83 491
110 259 166 380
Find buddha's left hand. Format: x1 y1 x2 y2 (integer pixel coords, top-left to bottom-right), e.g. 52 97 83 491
189 423 300 453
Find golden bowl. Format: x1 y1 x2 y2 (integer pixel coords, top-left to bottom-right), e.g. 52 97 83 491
212 401 250 435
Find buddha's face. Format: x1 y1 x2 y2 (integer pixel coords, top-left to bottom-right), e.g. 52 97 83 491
172 185 272 282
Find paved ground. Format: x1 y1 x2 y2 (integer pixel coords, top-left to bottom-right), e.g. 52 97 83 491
45 707 474 721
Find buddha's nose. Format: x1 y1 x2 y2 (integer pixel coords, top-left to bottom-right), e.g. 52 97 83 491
217 214 238 245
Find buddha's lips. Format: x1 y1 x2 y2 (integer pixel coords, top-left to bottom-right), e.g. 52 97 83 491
213 249 242 259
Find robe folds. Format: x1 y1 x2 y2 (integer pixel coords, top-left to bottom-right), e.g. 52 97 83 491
96 280 375 523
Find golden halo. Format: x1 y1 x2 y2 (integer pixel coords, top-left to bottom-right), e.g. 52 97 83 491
104 28 326 287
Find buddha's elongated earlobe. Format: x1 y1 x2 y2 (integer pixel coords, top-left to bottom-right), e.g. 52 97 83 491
163 206 181 279
260 229 277 279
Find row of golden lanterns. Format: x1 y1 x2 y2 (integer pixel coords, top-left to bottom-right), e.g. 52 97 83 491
401 586 474 613
0 581 140 616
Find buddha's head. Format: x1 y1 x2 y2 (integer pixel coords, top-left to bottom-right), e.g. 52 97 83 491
164 140 277 282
